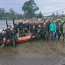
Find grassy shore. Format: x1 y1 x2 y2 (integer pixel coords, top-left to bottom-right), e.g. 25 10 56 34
0 39 65 58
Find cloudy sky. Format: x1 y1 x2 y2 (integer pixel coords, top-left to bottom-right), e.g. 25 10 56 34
0 0 65 15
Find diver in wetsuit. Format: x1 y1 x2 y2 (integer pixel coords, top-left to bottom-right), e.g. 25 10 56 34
0 30 6 47
5 25 13 46
17 22 24 36
42 21 48 40
37 24 42 38
56 20 65 41
32 23 38 36
0 29 8 48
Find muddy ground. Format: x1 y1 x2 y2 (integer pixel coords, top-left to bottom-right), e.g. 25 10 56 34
0 40 65 65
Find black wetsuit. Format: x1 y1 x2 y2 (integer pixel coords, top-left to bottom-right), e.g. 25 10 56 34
56 21 65 40
29 24 33 33
5 29 12 39
0 33 3 46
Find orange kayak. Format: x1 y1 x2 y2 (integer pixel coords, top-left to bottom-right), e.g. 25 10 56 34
18 35 31 43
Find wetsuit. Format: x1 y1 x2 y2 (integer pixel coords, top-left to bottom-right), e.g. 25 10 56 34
17 22 24 36
6 29 12 39
56 21 65 40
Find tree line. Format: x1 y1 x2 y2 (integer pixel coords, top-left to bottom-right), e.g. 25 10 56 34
0 8 23 20
0 0 65 20
0 0 44 20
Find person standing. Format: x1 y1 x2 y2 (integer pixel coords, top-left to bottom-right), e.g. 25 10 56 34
49 21 57 40
56 20 65 41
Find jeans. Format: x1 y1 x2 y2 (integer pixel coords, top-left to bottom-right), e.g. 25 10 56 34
50 31 56 40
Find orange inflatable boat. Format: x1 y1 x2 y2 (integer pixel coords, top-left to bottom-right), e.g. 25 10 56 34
18 35 31 43
17 33 36 43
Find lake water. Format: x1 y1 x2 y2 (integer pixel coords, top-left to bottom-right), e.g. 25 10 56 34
0 20 13 32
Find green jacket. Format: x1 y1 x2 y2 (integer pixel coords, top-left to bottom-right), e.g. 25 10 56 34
49 22 57 31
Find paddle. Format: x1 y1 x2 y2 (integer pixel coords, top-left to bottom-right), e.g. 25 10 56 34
6 20 8 28
13 19 15 27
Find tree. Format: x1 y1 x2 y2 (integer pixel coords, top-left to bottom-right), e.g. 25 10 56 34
51 12 56 18
8 8 16 19
0 8 6 19
38 12 43 18
0 8 23 20
22 0 39 18
15 14 23 19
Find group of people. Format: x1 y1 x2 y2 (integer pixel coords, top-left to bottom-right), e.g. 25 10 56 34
0 24 16 47
14 19 65 41
0 19 65 48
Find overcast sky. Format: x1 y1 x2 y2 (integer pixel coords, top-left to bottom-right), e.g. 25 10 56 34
0 0 65 15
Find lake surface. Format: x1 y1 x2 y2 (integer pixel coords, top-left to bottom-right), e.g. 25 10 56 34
0 20 13 31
